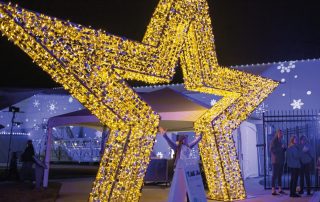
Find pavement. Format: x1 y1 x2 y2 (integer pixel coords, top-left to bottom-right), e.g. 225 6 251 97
55 177 320 202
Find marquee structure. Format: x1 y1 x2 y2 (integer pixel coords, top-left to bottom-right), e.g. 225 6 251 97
0 0 278 201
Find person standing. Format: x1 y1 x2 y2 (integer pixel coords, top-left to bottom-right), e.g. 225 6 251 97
159 127 204 202
20 140 35 181
270 129 286 195
317 157 320 188
8 152 19 180
160 127 202 166
299 135 312 195
287 135 301 198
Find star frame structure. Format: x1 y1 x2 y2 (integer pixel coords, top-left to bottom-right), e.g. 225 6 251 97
0 0 278 201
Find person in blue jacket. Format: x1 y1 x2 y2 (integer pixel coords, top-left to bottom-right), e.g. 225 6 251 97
299 135 313 195
287 135 301 197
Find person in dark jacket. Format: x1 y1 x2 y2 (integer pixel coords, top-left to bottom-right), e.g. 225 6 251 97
20 140 35 181
299 135 313 195
270 129 286 195
8 152 19 180
287 135 301 197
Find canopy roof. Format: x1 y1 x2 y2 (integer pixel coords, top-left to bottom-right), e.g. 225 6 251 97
48 88 209 131
0 88 69 110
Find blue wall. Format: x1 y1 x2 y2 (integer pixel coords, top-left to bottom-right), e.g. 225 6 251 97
235 60 320 114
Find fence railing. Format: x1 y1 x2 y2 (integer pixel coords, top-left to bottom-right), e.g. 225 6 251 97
262 110 320 189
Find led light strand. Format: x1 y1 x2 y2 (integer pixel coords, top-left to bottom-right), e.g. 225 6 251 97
0 0 278 201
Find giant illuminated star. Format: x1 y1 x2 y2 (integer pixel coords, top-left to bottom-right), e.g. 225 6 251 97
0 0 278 201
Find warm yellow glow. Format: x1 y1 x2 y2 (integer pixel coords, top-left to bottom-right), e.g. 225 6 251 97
0 0 278 201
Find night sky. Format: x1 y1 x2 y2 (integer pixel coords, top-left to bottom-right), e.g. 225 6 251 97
1 0 320 88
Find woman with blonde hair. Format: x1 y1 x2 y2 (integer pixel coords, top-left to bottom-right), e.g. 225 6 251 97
287 135 301 197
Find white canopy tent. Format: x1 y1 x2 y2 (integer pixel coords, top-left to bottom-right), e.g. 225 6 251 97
43 88 209 186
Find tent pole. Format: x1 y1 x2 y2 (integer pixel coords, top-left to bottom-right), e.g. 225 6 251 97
100 126 109 157
43 127 52 187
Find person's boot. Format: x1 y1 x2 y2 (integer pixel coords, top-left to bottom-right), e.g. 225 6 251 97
294 193 301 197
279 190 287 195
271 188 279 195
307 189 311 195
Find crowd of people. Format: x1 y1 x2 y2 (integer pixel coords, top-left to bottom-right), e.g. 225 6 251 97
6 129 319 197
270 129 317 197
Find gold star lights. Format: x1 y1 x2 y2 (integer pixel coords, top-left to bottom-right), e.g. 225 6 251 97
0 0 278 201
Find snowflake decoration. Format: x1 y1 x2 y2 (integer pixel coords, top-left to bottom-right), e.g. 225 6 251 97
210 99 217 106
282 93 286 97
68 96 73 103
25 118 29 122
255 102 268 115
291 99 304 110
95 131 102 138
156 152 163 158
33 124 40 131
277 61 296 73
307 91 312 95
33 99 40 108
47 100 58 114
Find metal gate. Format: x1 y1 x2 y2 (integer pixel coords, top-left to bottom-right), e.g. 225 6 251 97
262 110 320 189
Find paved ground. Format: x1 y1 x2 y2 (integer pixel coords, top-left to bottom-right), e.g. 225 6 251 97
0 181 61 202
2 163 317 201
55 177 320 202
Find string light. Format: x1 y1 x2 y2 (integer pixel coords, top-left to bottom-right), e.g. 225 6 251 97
0 131 30 135
0 0 278 201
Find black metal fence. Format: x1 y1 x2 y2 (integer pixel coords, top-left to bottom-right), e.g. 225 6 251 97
262 110 320 189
